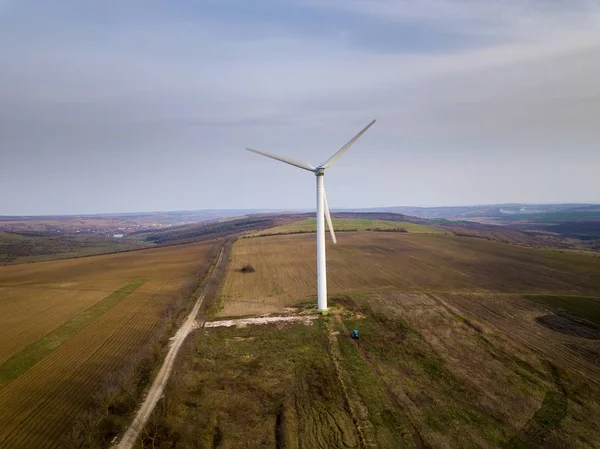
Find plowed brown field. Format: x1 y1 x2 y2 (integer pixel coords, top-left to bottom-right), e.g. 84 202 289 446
220 232 600 316
0 241 219 448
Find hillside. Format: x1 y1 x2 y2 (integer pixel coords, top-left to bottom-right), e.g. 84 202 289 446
134 215 298 245
0 231 149 266
142 231 600 448
249 217 445 237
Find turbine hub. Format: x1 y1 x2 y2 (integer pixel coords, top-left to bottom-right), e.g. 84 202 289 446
315 168 325 176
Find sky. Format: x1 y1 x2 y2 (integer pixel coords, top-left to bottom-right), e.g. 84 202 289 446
1 0 599 215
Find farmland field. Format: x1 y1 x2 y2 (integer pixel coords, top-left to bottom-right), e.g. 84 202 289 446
147 320 363 448
142 230 600 448
220 232 600 316
0 240 221 448
0 231 149 266
250 217 445 237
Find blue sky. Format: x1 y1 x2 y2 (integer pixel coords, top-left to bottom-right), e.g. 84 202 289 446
0 0 599 214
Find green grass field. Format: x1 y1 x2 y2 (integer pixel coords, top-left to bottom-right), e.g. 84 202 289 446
143 320 362 448
250 217 446 236
524 294 600 325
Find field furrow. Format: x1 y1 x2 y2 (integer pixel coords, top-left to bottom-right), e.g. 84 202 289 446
0 240 219 448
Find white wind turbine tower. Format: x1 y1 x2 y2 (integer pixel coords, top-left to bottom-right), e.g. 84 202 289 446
246 120 376 312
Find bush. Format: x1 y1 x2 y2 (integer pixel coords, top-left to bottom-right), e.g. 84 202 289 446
240 264 255 273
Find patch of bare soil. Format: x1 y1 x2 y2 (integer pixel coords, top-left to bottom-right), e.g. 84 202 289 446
535 313 600 340
217 299 286 317
204 314 317 328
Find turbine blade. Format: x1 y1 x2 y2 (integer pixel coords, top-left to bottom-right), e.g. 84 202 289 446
246 147 315 172
323 186 337 244
320 119 376 169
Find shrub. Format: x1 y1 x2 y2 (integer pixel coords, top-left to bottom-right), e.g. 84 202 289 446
240 264 255 273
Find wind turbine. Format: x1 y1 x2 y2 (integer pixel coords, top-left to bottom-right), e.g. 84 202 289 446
246 120 376 312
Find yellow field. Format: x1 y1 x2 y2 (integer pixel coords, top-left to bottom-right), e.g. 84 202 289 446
220 232 600 316
0 241 219 448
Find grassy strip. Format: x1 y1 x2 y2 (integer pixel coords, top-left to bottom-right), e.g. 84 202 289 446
338 297 507 447
524 294 600 325
140 320 360 448
0 278 147 387
249 218 445 236
202 239 235 315
505 371 567 448
63 241 226 447
335 323 413 448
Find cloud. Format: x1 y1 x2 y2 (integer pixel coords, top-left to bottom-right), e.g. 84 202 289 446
308 0 600 40
0 0 599 214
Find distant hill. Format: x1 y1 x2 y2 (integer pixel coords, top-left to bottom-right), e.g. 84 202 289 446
345 204 600 219
2 204 599 254
3 204 598 225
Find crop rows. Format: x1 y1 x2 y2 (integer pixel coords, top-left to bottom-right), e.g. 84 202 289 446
0 280 174 447
0 240 217 448
0 287 115 365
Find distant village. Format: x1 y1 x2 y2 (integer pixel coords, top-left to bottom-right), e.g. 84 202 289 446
0 217 199 238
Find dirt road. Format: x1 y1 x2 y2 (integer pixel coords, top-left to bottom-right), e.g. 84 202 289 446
114 248 224 449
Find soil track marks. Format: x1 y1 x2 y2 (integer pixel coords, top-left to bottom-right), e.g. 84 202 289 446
140 320 361 448
326 320 369 449
506 361 568 448
434 293 600 385
333 315 424 449
214 231 600 447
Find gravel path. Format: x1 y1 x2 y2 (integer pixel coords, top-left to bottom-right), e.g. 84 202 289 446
204 314 316 328
114 248 224 449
